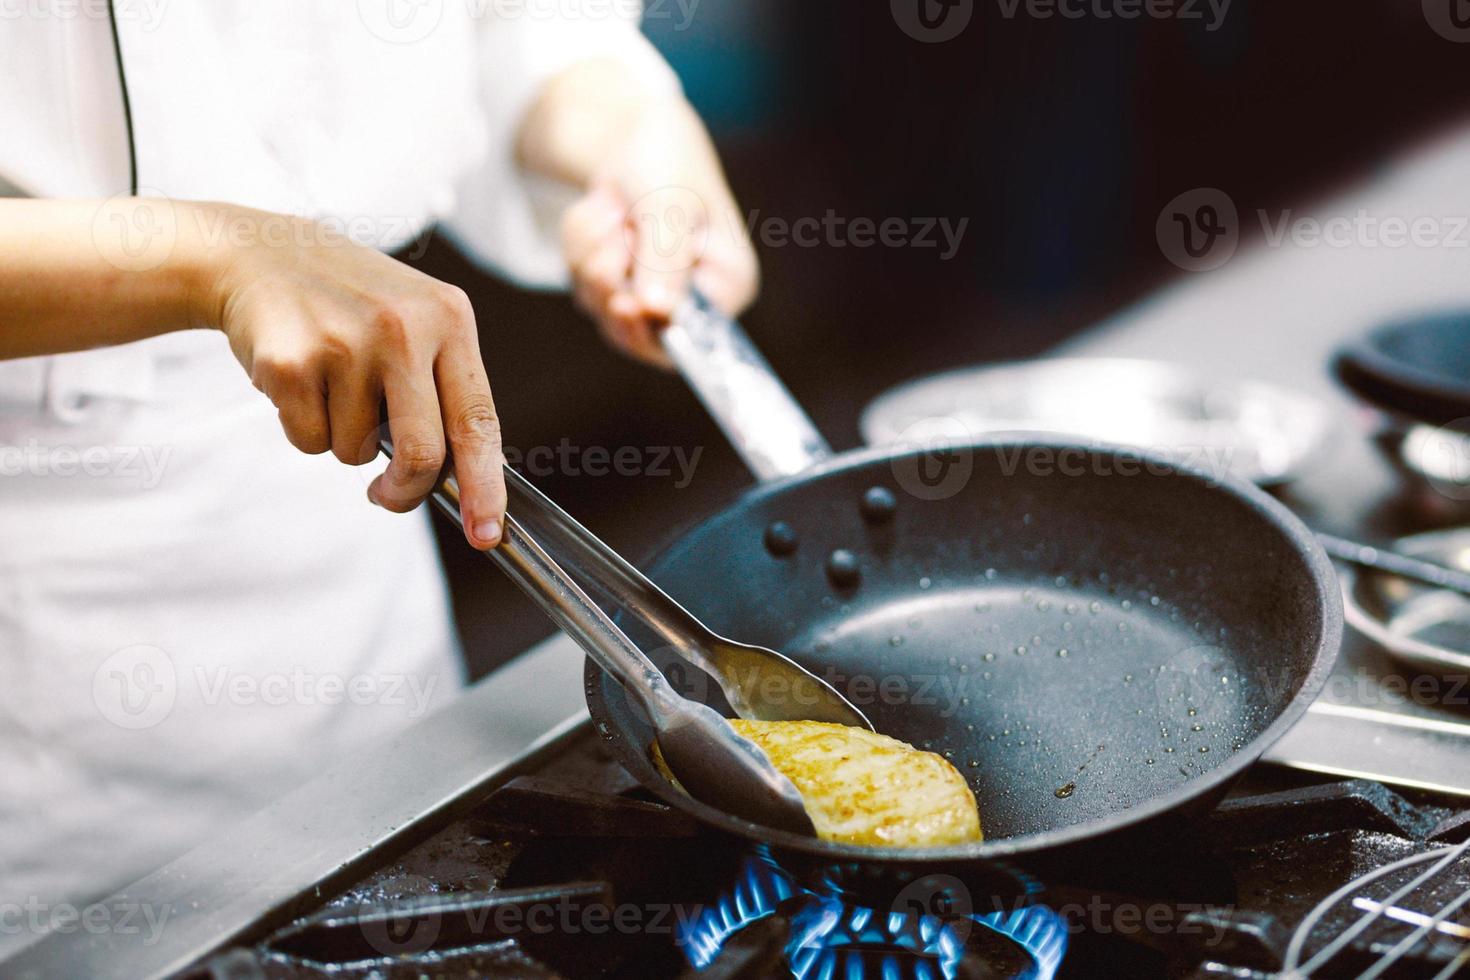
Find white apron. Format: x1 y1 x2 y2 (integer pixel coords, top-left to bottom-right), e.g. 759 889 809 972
0 0 677 958
0 332 462 952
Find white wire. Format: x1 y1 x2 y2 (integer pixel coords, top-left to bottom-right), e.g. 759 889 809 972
1430 944 1470 980
1284 839 1470 975
1358 880 1470 980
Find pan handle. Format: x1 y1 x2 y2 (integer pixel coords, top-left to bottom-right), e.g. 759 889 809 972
662 290 833 482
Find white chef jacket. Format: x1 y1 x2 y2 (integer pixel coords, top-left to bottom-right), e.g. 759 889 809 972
0 0 677 957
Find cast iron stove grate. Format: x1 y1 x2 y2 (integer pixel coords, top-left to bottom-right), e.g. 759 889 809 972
181 738 1469 980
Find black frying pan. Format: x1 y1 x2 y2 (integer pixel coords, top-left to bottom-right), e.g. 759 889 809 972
583 301 1341 885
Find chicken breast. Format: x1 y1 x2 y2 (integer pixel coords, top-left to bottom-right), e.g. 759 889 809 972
725 720 983 847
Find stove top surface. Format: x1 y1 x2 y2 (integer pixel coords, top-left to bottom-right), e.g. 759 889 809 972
181 734 1469 980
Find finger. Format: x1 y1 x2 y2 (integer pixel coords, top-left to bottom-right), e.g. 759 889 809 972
572 238 632 319
252 348 331 455
369 371 446 513
694 232 761 318
627 191 707 327
326 365 383 465
606 291 673 369
562 186 626 269
276 389 332 455
436 343 506 550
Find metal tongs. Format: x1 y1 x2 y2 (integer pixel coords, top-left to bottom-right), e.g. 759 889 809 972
380 443 868 836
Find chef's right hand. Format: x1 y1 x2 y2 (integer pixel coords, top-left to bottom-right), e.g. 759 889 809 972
203 205 506 550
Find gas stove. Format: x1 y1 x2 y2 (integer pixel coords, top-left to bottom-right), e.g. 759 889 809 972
9 248 1470 980
170 730 1468 980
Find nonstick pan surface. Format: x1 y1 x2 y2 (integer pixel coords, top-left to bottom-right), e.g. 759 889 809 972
584 438 1341 871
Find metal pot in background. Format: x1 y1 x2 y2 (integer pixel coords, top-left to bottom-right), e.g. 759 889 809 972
859 358 1338 489
1335 311 1470 515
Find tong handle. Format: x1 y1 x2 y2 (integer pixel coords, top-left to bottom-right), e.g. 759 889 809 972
378 441 679 722
502 466 722 673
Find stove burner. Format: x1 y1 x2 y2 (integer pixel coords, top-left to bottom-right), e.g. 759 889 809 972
679 849 1067 979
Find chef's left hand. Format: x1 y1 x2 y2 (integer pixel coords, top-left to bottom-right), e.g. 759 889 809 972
519 64 758 367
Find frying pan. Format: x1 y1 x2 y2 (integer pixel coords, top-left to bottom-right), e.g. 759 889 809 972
583 299 1342 886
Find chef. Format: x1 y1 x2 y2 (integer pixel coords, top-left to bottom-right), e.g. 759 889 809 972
0 0 756 956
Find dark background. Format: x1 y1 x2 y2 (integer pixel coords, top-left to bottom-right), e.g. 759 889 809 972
406 0 1470 678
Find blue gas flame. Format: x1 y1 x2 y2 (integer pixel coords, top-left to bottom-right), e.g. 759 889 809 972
679 851 1067 979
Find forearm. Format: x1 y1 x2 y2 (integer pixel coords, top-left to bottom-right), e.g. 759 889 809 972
515 57 716 190
0 198 218 359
